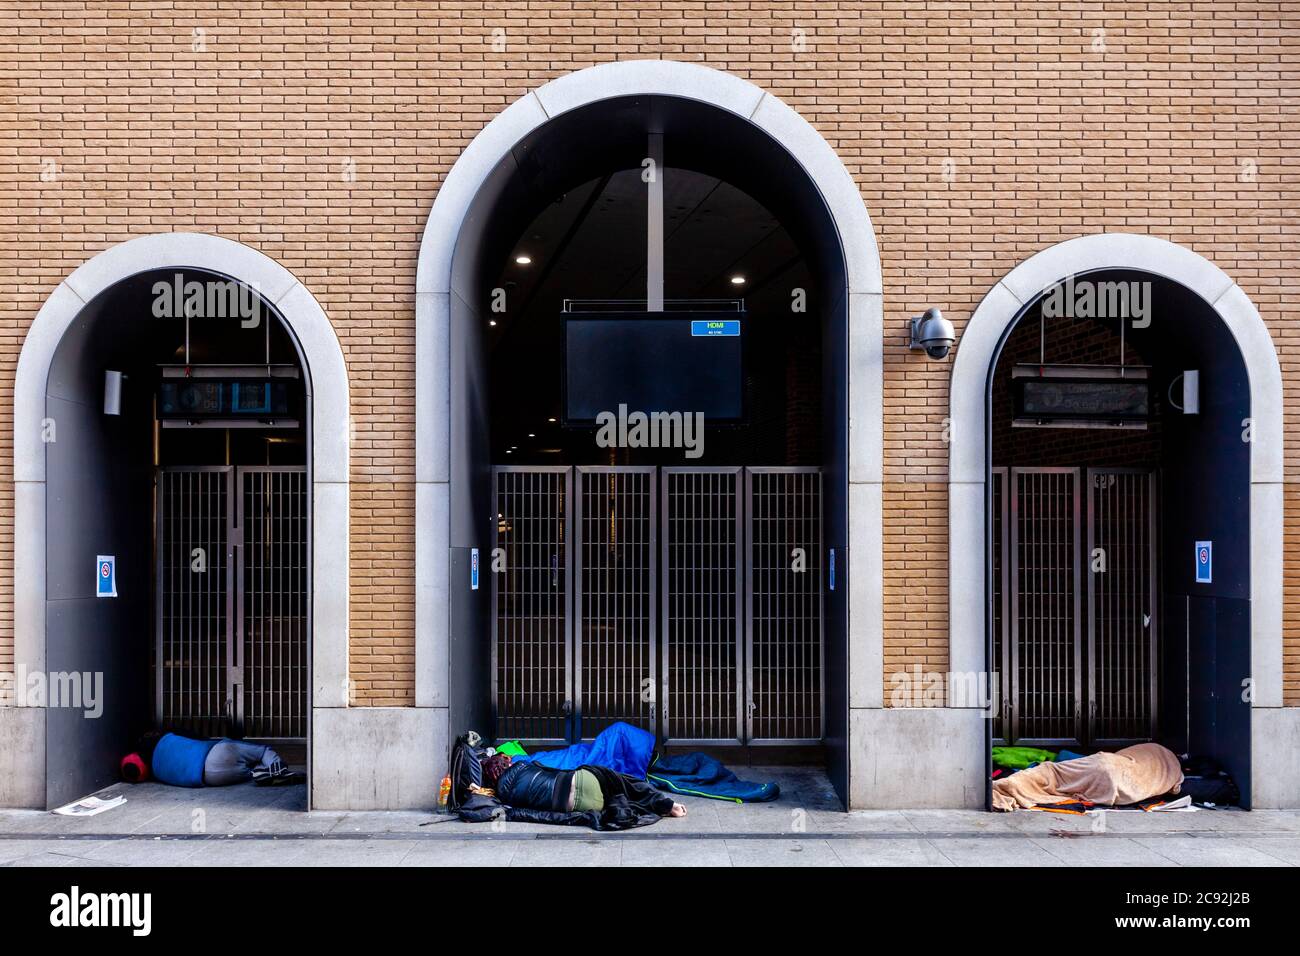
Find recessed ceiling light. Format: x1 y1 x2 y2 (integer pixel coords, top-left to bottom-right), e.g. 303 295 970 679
730 275 746 285
488 319 497 326
527 433 536 438
547 417 557 423
515 255 532 265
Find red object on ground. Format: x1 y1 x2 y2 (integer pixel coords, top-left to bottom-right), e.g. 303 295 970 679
120 752 148 783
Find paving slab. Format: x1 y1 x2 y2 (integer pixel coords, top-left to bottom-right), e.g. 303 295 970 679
725 838 841 867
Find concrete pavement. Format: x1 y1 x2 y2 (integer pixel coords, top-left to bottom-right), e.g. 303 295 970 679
2 768 1295 867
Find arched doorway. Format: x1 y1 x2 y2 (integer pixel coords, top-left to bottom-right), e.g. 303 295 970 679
6 234 349 809
415 61 883 806
949 233 1287 807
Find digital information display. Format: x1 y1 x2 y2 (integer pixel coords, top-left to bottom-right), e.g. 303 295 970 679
1015 379 1150 422
563 312 744 424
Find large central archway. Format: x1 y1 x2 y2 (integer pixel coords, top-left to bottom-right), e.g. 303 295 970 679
414 60 884 806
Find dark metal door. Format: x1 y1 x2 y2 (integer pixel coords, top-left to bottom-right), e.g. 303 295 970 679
995 466 1158 748
575 467 657 740
156 467 234 737
238 467 308 740
746 467 823 744
1009 467 1084 747
491 466 572 743
1086 468 1158 744
990 467 1010 744
660 467 744 745
155 465 307 741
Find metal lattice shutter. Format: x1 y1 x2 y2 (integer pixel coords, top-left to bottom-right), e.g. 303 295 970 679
575 467 656 740
746 467 823 743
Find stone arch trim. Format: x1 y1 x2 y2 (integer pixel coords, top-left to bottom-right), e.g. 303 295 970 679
413 60 886 718
948 232 1284 711
7 232 350 803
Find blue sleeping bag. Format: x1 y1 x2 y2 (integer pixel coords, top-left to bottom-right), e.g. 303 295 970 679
513 722 655 778
151 733 218 788
647 752 780 803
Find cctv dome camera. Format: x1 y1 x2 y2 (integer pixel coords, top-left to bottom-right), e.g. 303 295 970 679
910 307 955 360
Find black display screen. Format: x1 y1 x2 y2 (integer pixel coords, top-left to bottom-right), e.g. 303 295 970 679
1015 378 1150 421
159 380 291 419
563 312 744 423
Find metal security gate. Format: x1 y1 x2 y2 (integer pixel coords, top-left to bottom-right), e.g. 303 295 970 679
238 467 309 740
156 466 308 740
492 466 572 743
991 466 1156 748
157 468 232 738
661 467 744 745
1087 469 1158 744
575 467 656 740
746 468 823 743
1010 468 1082 747
492 465 823 747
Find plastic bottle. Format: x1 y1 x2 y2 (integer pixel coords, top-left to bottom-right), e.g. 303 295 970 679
438 774 452 810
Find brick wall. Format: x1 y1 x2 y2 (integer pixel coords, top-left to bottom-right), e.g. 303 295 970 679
1 2 1295 705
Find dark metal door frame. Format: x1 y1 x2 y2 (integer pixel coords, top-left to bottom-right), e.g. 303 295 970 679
492 464 824 748
745 467 824 745
1085 467 1158 745
659 466 745 746
236 465 309 742
997 466 1158 749
155 466 235 737
574 466 657 741
990 467 1010 744
155 465 307 742
490 465 573 745
1008 467 1084 748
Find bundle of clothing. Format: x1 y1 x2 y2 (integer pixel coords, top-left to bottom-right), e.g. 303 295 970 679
458 760 678 831
449 721 779 829
992 742 1183 812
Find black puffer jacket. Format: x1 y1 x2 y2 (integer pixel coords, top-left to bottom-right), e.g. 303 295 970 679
487 762 675 831
495 761 575 813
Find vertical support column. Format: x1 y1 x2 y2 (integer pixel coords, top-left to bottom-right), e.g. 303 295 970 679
646 132 664 312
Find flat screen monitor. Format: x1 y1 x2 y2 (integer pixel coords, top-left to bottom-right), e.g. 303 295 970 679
563 312 744 424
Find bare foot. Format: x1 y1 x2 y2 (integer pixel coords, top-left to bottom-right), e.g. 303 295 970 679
670 803 687 817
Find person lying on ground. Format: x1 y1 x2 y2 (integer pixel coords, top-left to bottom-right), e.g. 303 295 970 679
465 757 686 830
123 731 303 788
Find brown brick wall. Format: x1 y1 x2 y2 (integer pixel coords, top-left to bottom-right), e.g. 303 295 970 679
1 2 1295 705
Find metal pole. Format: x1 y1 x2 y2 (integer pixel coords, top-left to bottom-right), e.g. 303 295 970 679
647 132 664 312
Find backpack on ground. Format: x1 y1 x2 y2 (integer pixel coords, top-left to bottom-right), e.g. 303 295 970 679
447 731 486 811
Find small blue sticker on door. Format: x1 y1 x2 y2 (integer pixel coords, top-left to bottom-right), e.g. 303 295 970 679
1195 540 1212 584
828 548 836 592
96 554 117 598
471 548 480 591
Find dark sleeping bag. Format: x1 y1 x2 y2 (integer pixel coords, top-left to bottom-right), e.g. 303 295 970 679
490 762 674 831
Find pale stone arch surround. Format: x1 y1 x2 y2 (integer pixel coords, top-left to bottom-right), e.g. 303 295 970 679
1 233 357 809
414 60 886 804
949 232 1295 808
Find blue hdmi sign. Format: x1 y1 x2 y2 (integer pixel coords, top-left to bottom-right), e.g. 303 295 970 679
691 320 741 337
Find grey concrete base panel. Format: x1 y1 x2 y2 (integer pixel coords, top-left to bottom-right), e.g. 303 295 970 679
850 707 985 809
0 707 44 808
311 706 447 810
1251 707 1300 808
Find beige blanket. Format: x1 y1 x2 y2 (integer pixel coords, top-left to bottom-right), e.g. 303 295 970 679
992 743 1183 811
